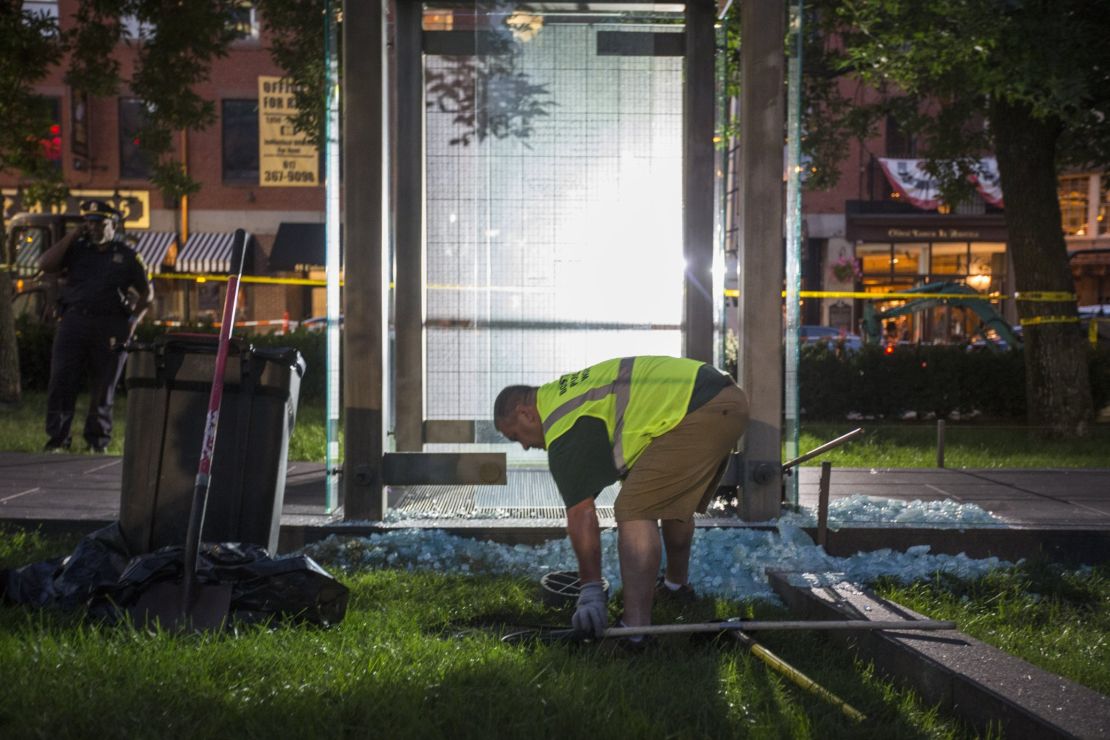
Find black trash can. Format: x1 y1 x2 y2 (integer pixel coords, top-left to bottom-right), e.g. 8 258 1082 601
119 334 305 555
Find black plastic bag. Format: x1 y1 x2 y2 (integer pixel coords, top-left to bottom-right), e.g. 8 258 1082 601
4 523 348 628
4 523 132 610
98 541 349 627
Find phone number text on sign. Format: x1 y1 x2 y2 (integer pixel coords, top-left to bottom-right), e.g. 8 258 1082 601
258 76 319 188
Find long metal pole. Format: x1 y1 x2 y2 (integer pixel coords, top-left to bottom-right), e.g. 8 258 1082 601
181 229 247 614
784 0 805 509
781 427 863 471
603 619 956 636
324 0 341 514
731 630 866 722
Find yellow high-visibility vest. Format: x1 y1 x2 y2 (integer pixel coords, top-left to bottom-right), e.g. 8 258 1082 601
537 356 702 474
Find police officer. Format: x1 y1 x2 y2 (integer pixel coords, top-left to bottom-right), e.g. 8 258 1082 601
39 200 153 453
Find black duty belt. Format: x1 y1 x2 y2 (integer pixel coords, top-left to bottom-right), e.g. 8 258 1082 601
64 306 128 317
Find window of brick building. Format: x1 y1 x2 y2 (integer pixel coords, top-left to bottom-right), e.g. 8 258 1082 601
885 115 917 158
1058 175 1089 236
22 1 58 21
222 99 259 183
229 2 259 40
39 97 62 168
119 98 152 180
1100 176 1109 236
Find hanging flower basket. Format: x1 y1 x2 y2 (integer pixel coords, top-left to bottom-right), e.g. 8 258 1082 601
830 255 862 283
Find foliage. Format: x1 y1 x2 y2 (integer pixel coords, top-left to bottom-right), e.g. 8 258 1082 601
0 4 68 202
829 253 861 282
764 0 1110 433
424 18 556 147
255 0 331 149
66 0 242 201
769 1 1110 200
16 318 327 401
798 342 1110 421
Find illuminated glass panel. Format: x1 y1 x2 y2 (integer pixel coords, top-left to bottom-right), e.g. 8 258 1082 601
423 5 686 457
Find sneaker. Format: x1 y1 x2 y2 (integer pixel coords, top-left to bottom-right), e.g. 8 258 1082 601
42 441 70 453
611 616 657 655
87 445 108 454
655 576 697 605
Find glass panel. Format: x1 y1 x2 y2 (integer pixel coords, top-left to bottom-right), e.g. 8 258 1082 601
856 243 891 277
931 242 967 275
892 243 925 274
423 3 686 462
1058 175 1089 236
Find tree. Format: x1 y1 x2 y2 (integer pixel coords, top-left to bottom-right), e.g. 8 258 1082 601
67 0 241 202
255 0 329 148
2 2 246 403
0 3 68 404
795 0 1110 435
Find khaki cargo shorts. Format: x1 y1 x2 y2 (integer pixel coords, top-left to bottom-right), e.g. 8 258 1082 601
614 383 749 522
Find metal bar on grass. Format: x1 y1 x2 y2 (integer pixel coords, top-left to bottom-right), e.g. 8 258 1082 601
731 630 866 723
782 427 863 471
603 619 956 637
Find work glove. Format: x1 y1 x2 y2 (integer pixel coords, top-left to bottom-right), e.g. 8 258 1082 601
571 581 608 638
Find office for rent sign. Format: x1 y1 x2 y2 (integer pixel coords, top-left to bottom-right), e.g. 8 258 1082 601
258 76 319 187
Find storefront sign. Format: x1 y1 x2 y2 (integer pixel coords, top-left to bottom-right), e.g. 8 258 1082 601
2 188 150 229
846 215 1008 243
258 76 319 187
885 228 981 239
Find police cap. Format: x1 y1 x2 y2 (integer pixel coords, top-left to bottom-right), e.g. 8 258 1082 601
80 200 122 221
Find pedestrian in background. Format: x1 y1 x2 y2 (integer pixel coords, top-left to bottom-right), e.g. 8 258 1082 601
38 200 152 453
495 355 748 641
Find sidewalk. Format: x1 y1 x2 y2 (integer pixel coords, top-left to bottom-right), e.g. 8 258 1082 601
1 451 1108 561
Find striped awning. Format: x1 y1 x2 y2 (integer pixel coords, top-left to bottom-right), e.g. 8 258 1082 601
176 232 243 274
131 231 176 274
14 242 42 276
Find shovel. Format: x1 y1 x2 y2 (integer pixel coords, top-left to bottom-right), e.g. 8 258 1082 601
130 230 249 632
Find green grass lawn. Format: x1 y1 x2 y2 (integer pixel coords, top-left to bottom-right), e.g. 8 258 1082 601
3 529 1107 738
875 561 1110 696
4 392 1110 468
0 529 971 739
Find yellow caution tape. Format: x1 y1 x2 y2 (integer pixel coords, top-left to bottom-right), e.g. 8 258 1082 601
1014 291 1076 302
1019 315 1080 327
9 269 1087 304
724 288 1076 303
155 272 340 287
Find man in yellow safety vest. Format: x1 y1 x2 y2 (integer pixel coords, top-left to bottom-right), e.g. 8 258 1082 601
494 356 748 640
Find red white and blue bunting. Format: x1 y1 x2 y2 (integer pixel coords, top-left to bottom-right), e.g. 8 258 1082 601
878 158 1004 210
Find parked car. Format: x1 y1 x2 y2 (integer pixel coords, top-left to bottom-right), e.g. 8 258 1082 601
300 315 344 332
798 325 863 352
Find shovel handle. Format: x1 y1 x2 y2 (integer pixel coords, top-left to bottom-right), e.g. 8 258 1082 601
181 230 247 615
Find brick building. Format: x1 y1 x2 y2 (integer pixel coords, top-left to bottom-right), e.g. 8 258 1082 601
4 1 326 327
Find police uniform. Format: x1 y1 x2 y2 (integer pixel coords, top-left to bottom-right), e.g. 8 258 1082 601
44 202 149 452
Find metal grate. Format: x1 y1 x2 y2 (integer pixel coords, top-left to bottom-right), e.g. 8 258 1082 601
391 485 477 517
384 469 723 522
